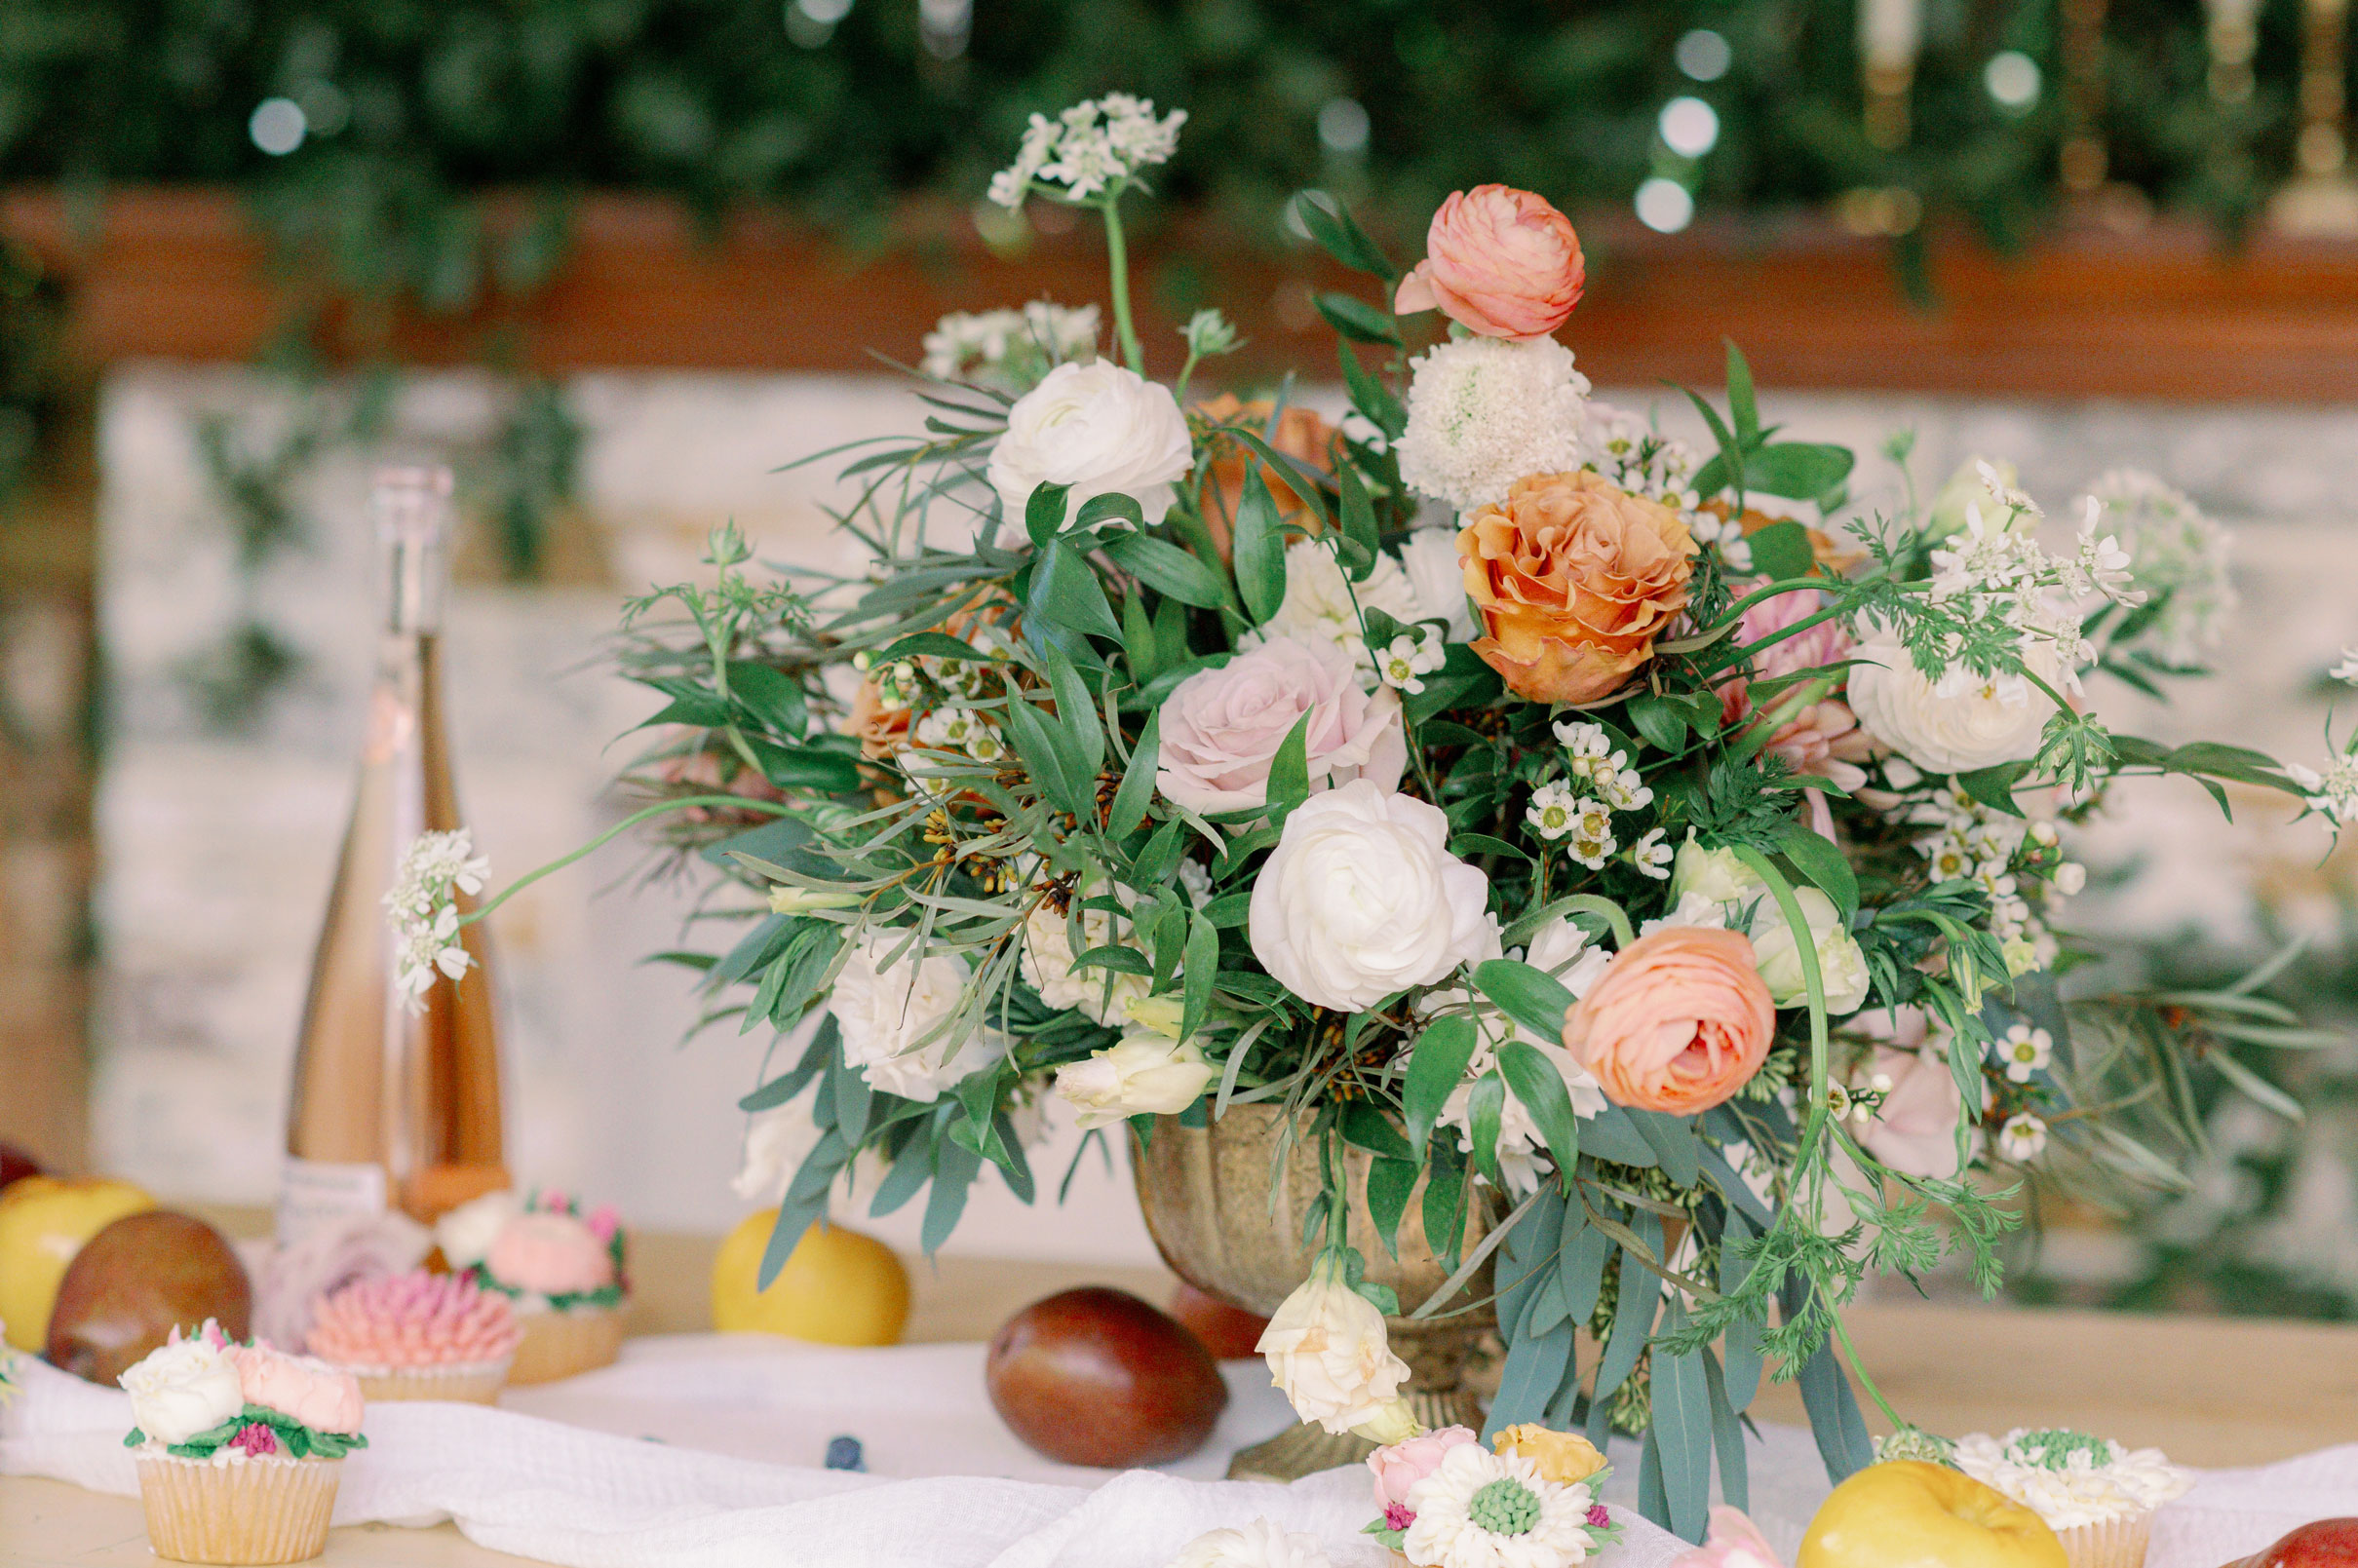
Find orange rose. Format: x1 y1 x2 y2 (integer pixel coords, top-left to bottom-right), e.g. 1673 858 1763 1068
1459 470 1697 705
1565 928 1775 1116
1195 394 1337 563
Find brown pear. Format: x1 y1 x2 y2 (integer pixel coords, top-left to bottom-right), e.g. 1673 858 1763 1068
0 1141 39 1193
1169 1281 1270 1360
986 1286 1227 1468
45 1210 252 1384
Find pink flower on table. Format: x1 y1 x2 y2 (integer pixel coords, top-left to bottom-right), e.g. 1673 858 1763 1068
1848 1007 1976 1180
485 1211 616 1297
1369 1425 1480 1511
1670 1507 1785 1568
1395 185 1586 340
1154 633 1405 814
227 1344 365 1434
584 1205 621 1244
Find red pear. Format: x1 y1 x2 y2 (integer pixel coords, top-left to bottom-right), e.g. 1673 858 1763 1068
986 1286 1228 1468
2223 1519 2358 1568
0 1141 39 1193
45 1210 251 1385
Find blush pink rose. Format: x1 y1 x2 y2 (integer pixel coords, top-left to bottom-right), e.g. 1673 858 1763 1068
1369 1425 1480 1511
1394 185 1585 340
486 1211 616 1296
1155 633 1406 813
1566 928 1776 1116
1848 1008 1973 1179
227 1344 365 1434
1671 1507 1786 1568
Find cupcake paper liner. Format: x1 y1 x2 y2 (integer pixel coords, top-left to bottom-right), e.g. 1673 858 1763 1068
135 1452 341 1566
346 1354 514 1404
506 1304 625 1385
2055 1511 2157 1568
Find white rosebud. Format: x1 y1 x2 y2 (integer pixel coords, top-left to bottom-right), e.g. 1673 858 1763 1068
767 885 861 915
1746 885 1872 1014
1054 1032 1218 1128
119 1335 246 1445
2051 861 2086 896
1255 1252 1410 1435
1846 631 2063 776
1248 780 1495 1012
986 362 1194 549
1669 835 1762 905
1394 527 1478 643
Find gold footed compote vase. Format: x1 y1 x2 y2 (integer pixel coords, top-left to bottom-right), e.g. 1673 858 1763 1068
1131 1101 1498 1481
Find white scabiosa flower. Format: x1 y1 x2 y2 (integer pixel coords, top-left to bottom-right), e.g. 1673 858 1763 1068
1403 1442 1604 1568
1255 1251 1411 1435
2289 754 2358 824
1997 1111 2049 1162
1395 336 1588 513
833 930 1005 1102
1054 1031 1217 1128
1165 1516 1334 1568
986 361 1195 548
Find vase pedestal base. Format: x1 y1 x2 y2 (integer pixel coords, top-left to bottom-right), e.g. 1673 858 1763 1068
1224 1387 1487 1482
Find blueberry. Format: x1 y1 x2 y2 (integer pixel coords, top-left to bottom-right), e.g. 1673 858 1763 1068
824 1435 865 1472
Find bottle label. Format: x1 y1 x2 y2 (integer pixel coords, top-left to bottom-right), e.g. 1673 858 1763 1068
276 1158 389 1247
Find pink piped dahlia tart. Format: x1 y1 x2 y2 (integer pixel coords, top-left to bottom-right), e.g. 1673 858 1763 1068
435 1187 628 1384
118 1321 367 1566
307 1269 521 1403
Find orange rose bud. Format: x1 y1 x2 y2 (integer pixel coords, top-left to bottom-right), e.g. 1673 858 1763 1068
1458 470 1698 705
1194 394 1338 564
1566 927 1775 1116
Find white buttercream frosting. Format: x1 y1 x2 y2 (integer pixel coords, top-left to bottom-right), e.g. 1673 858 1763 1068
1953 1428 2192 1530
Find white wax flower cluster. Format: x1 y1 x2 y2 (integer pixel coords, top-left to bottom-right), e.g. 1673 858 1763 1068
831 929 1008 1102
987 94 1187 207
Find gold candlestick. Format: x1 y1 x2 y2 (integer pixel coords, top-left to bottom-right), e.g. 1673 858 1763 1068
2059 0 2110 192
1859 0 1921 149
2203 0 2262 102
2271 0 2358 234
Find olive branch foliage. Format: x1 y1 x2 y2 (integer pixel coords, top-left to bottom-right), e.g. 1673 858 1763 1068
581 189 2328 1538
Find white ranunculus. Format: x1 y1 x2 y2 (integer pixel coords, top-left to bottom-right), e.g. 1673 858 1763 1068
1248 780 1495 1012
1167 1517 1335 1568
1746 884 1872 1013
1846 631 2061 776
833 930 1006 1102
1668 836 1762 906
435 1188 522 1270
119 1336 246 1445
1019 884 1151 1026
1255 1253 1411 1435
1248 540 1424 669
1395 527 1477 643
986 361 1195 548
1054 1032 1217 1128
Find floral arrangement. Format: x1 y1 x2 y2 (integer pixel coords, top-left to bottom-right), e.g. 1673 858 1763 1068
397 93 2335 1542
119 1321 367 1462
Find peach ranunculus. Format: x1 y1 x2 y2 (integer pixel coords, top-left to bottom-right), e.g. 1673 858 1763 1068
227 1344 366 1434
1395 185 1586 341
1565 928 1776 1116
845 676 912 759
1459 470 1698 705
1195 394 1337 563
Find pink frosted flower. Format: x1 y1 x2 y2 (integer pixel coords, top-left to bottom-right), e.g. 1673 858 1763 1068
1671 1506 1786 1568
228 1423 279 1459
1384 1503 1415 1532
584 1205 621 1243
1588 1503 1612 1528
1368 1424 1481 1511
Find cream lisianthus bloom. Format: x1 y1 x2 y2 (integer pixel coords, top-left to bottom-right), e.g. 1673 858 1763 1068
1255 1253 1411 1435
1054 1032 1217 1128
986 360 1194 548
1744 884 1871 1014
833 930 1006 1102
1019 879 1152 1026
1248 780 1494 1012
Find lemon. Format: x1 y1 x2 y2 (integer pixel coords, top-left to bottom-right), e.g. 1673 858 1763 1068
0 1175 155 1351
1801 1460 2066 1568
711 1209 909 1346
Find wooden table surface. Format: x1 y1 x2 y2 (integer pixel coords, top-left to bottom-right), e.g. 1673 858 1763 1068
6 1243 2355 1566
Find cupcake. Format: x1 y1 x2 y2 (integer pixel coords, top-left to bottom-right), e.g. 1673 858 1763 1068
1954 1428 2193 1568
119 1322 367 1566
436 1188 627 1385
306 1269 521 1403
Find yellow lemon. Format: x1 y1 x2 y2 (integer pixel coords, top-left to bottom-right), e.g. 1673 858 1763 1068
0 1176 155 1351
711 1209 909 1347
1801 1460 2067 1568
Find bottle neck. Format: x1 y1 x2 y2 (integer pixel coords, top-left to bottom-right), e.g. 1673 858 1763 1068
382 529 446 636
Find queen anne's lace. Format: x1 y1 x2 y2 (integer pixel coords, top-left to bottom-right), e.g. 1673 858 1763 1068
385 830 489 1013
987 95 1186 208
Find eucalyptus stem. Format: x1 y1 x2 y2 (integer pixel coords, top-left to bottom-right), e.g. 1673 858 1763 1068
457 793 794 928
1101 190 1145 373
